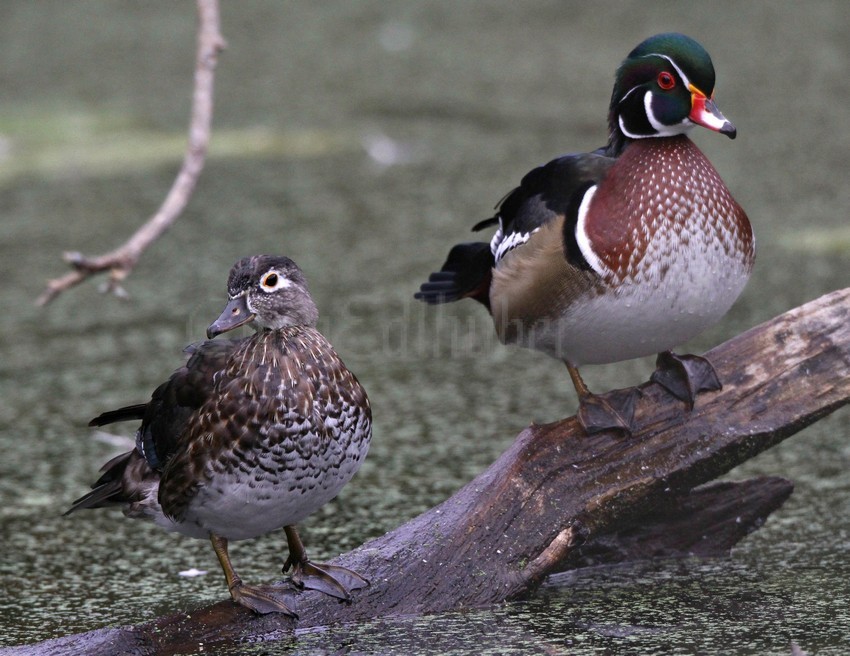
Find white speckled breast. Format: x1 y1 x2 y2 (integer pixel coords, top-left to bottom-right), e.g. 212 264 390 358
183 408 371 541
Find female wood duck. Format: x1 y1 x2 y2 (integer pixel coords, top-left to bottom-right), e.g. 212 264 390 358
67 255 372 615
416 33 754 434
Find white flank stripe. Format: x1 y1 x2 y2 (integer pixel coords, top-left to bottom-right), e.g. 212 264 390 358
574 184 608 277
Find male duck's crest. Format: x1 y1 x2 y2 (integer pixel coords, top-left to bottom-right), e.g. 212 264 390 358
608 32 735 153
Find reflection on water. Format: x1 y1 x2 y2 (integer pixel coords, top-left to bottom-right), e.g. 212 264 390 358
1 1 849 653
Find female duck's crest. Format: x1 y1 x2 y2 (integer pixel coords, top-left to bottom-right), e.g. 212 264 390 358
208 255 319 338
608 32 735 152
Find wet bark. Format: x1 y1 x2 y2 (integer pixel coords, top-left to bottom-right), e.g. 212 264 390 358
9 287 850 656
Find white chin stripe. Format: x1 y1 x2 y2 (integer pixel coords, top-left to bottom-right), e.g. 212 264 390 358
574 184 607 277
619 113 647 140
644 91 693 136
620 91 693 139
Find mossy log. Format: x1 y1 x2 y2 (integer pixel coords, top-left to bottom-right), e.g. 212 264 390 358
9 288 850 656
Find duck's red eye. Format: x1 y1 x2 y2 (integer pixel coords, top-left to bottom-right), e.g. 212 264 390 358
657 71 676 90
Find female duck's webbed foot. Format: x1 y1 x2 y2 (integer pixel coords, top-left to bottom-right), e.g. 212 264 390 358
285 558 370 600
650 351 722 409
566 362 641 436
229 581 299 616
283 526 369 602
210 534 298 616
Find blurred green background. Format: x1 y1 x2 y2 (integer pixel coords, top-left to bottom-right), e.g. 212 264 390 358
0 1 848 653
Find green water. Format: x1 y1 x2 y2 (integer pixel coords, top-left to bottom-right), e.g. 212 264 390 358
1 1 848 653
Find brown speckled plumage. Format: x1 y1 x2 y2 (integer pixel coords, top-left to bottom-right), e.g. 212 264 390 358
158 326 370 527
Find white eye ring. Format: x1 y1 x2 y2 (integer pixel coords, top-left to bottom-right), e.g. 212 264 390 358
259 270 292 292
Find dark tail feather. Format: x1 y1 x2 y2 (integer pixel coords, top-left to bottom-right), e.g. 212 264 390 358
89 404 147 427
414 242 494 308
64 451 134 515
471 215 499 232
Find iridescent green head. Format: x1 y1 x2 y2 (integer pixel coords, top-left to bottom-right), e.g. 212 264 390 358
608 33 735 151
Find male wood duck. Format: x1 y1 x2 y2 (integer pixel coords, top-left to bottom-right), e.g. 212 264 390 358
415 33 754 434
66 255 372 615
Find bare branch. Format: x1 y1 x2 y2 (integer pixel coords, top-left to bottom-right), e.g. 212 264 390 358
36 0 226 306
